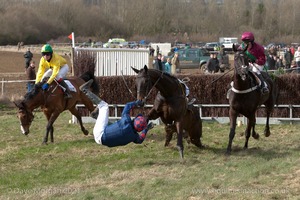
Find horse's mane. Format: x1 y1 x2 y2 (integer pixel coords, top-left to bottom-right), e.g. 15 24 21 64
147 68 179 82
23 83 42 101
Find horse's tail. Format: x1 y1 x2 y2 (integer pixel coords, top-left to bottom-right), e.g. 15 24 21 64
79 71 100 94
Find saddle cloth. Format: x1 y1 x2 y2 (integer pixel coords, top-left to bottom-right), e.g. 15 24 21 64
64 80 76 92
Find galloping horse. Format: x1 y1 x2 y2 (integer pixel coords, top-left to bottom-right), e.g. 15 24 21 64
227 44 278 154
132 65 202 158
14 71 99 144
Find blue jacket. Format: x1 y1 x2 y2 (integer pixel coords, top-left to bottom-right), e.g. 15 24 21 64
101 101 147 147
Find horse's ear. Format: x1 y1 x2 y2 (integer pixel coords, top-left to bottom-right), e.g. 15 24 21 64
144 65 148 73
131 66 140 74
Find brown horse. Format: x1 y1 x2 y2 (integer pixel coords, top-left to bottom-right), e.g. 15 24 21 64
164 104 202 148
14 71 99 144
227 44 278 154
132 65 202 158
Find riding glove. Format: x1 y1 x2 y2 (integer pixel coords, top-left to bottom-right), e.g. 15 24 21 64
147 122 154 130
42 83 49 90
135 100 144 107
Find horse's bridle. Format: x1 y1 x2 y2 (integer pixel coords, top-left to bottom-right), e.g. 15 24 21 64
138 71 164 101
235 52 249 80
18 106 34 126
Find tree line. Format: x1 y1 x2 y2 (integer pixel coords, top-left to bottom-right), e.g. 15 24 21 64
0 0 300 45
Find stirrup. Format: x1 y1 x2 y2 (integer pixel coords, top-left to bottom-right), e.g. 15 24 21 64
188 98 196 105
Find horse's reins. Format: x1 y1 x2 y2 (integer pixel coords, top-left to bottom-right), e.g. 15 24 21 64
121 70 135 99
143 71 164 101
207 67 234 87
232 53 260 93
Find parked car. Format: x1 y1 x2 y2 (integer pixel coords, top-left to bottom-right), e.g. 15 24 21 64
93 41 103 48
204 42 221 51
103 38 126 48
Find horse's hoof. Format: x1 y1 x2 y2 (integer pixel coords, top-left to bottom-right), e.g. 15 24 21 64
83 130 89 135
42 142 48 145
177 146 184 159
252 133 259 140
264 131 270 137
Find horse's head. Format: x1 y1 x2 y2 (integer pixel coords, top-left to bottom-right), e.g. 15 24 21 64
233 44 250 81
132 65 152 102
14 101 34 135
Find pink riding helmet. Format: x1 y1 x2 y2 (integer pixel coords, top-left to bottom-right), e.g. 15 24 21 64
241 32 255 42
133 115 147 132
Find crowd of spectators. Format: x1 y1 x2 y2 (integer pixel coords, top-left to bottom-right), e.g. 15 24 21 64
265 44 300 73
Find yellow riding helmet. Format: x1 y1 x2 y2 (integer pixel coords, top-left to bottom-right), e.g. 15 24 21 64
41 44 53 53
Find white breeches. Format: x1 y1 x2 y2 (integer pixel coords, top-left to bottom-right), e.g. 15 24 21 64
93 101 109 144
42 64 69 81
250 63 263 74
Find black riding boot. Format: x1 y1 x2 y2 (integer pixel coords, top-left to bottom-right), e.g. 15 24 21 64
79 80 101 119
60 80 73 99
257 74 269 94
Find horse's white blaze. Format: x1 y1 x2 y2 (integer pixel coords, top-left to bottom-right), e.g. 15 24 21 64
20 125 26 134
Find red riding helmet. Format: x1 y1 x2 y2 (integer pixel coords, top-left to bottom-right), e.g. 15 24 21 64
241 32 255 42
133 115 147 132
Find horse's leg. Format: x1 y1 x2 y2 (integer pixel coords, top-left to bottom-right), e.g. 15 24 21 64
244 115 256 149
175 121 184 159
42 112 51 145
226 109 238 154
164 125 175 147
69 107 89 135
264 109 271 137
146 108 160 120
43 112 60 144
50 126 54 143
251 116 260 140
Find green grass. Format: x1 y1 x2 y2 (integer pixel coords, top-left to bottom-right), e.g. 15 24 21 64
0 110 299 200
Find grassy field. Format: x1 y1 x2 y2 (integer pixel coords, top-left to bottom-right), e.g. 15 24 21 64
0 109 299 200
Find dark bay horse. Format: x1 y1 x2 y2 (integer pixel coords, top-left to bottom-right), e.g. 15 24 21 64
14 71 99 144
227 44 278 154
164 104 202 148
132 65 202 158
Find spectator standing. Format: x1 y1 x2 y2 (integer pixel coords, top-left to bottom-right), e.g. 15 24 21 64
156 45 160 57
164 58 172 73
149 46 155 57
26 60 36 92
294 47 300 73
24 48 33 69
284 47 293 69
275 56 284 69
153 53 163 71
266 54 276 70
171 52 180 74
207 52 220 73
